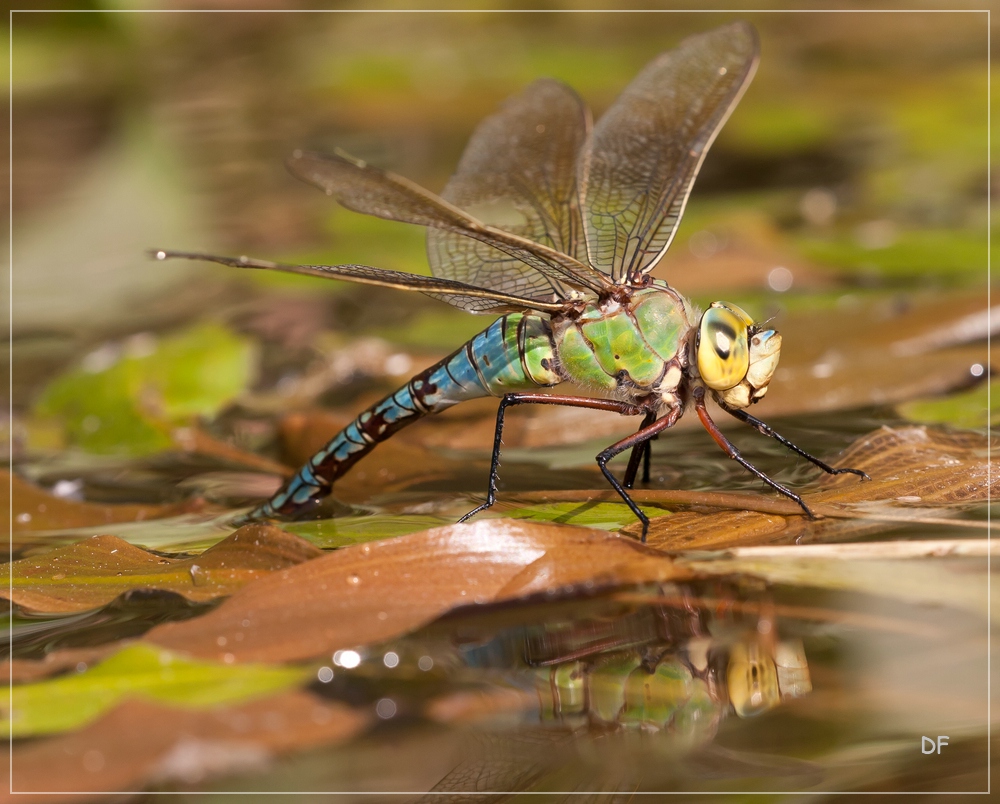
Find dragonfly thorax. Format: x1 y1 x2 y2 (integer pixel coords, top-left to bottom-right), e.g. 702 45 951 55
552 283 697 407
694 301 782 409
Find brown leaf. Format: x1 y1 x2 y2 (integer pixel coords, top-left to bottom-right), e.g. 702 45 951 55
5 645 124 685
170 424 293 477
8 470 201 534
812 425 994 503
634 425 994 548
5 524 322 614
6 691 368 800
144 521 689 664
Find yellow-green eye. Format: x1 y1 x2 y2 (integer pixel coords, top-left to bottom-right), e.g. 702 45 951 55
728 639 781 718
697 302 751 390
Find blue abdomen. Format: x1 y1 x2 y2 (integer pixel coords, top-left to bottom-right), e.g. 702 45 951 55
246 313 562 520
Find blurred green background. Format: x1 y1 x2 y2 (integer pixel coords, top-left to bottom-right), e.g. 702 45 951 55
10 7 990 325
7 5 993 468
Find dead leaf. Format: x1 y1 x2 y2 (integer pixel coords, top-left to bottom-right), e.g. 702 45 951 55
7 470 201 534
812 425 993 503
144 520 689 664
6 691 368 800
170 425 293 477
630 425 993 548
5 524 322 614
5 645 126 685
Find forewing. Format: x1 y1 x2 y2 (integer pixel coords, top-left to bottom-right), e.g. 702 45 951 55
428 79 595 301
152 250 564 315
287 150 609 298
578 22 759 283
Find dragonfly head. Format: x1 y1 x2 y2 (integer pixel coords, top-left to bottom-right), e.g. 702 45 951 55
695 302 782 408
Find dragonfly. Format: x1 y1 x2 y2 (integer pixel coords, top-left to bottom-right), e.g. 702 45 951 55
156 22 867 541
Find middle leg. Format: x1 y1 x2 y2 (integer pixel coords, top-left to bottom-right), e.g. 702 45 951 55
459 393 646 525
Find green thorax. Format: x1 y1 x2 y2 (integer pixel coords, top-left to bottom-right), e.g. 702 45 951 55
552 282 697 397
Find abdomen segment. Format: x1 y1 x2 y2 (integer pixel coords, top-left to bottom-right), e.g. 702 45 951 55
246 313 561 520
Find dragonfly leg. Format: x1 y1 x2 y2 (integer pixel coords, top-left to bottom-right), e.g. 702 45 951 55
623 410 657 489
459 393 645 525
694 388 817 518
596 407 681 543
717 402 871 480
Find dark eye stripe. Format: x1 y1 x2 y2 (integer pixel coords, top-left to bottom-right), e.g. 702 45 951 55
712 323 737 359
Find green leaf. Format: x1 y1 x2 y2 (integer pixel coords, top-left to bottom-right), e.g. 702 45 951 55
284 513 454 548
503 502 671 531
897 380 997 430
5 643 308 737
34 322 257 455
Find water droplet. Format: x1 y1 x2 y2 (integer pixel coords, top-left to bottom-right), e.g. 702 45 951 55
383 651 399 668
334 649 361 669
82 750 104 772
767 266 794 293
375 698 397 719
418 656 434 672
347 574 360 585
317 666 334 683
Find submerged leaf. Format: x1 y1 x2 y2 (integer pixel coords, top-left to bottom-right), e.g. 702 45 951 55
4 643 309 738
283 513 456 548
5 524 322 613
144 520 690 664
7 689 367 794
897 379 997 430
33 322 257 456
503 501 670 530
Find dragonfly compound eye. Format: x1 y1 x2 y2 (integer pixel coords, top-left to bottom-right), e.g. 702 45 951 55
697 302 752 391
727 637 782 718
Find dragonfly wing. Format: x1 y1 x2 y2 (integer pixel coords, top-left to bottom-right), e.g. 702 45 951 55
152 250 566 314
428 79 599 301
578 22 759 283
288 150 610 298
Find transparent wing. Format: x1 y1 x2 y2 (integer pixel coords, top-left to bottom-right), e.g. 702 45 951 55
578 22 759 283
151 250 566 315
287 150 611 300
428 79 598 301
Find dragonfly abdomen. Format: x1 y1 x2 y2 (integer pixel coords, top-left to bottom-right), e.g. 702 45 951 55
246 312 562 520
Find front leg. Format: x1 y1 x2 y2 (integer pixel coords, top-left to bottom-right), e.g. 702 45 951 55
460 393 645 524
717 401 870 480
694 388 817 519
